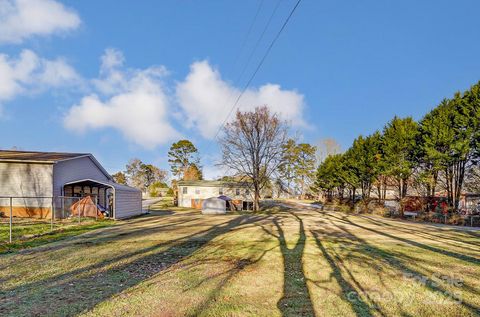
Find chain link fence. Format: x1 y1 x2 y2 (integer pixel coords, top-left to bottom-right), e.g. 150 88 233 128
0 195 107 244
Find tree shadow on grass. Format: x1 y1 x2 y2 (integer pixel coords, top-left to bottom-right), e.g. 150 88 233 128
357 215 480 249
0 214 268 316
185 242 278 316
325 212 480 266
310 230 375 317
260 211 314 317
1 212 204 260
325 220 480 315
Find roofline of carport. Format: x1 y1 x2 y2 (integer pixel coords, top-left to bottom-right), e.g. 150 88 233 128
63 178 116 219
64 178 115 188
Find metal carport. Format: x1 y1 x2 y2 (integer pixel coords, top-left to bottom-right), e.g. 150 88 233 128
63 179 142 219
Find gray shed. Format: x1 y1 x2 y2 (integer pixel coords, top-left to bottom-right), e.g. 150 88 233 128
202 197 227 215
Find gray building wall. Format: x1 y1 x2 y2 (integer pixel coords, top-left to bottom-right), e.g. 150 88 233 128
0 162 53 207
115 188 142 219
52 156 110 197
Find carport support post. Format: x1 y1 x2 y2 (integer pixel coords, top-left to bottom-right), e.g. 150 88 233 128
51 197 55 231
9 197 12 243
95 195 98 221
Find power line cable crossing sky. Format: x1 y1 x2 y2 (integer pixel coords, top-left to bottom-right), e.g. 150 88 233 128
0 0 478 178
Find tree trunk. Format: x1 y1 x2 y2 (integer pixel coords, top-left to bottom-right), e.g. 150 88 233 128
398 178 403 200
300 176 305 200
431 171 438 197
382 178 387 202
453 160 466 212
445 165 454 209
253 182 260 211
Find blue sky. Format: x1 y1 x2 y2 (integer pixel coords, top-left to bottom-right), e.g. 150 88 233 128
1 0 479 179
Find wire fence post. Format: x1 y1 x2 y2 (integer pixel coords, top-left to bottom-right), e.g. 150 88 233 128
9 197 12 243
95 195 98 221
51 197 54 231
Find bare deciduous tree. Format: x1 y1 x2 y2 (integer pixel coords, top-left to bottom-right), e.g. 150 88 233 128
219 106 289 211
316 138 341 164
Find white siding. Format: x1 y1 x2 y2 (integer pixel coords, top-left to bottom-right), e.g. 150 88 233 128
178 185 250 207
0 162 53 207
115 188 142 219
53 156 110 197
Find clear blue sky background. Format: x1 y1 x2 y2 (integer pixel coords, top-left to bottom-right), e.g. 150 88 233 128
1 0 480 178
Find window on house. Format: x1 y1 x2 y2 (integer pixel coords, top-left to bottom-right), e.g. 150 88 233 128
235 188 240 195
182 187 188 194
245 189 250 195
219 188 223 195
195 188 200 195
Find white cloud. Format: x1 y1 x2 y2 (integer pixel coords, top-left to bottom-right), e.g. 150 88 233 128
0 0 80 44
0 49 80 102
176 60 306 139
100 47 125 71
64 48 179 149
60 51 307 149
38 57 81 86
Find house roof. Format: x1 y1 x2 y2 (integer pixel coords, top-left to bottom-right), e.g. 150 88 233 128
178 180 250 188
0 150 89 163
0 150 112 180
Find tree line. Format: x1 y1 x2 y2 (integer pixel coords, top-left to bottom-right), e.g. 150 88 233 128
112 139 204 197
315 81 480 213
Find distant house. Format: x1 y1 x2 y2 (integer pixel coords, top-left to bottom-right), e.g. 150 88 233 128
0 150 142 219
177 180 253 209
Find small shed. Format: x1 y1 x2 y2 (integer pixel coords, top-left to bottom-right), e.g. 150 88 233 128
202 197 227 215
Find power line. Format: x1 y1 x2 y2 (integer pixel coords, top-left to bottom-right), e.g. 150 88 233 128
231 0 282 89
231 0 265 74
213 0 303 141
218 0 282 135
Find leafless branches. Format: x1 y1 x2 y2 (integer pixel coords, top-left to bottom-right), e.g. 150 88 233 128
218 106 289 210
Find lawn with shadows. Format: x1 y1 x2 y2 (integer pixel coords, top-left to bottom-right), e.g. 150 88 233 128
0 218 115 254
0 203 479 316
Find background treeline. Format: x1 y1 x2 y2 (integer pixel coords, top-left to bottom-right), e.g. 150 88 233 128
113 159 171 197
112 139 204 197
315 81 480 213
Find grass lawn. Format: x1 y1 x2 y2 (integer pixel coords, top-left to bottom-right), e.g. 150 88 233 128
0 203 479 316
0 218 115 254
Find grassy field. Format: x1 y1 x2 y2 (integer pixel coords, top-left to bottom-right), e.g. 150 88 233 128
0 203 479 316
0 218 115 253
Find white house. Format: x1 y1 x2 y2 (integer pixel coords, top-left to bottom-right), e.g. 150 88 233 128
0 150 142 219
177 180 253 210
